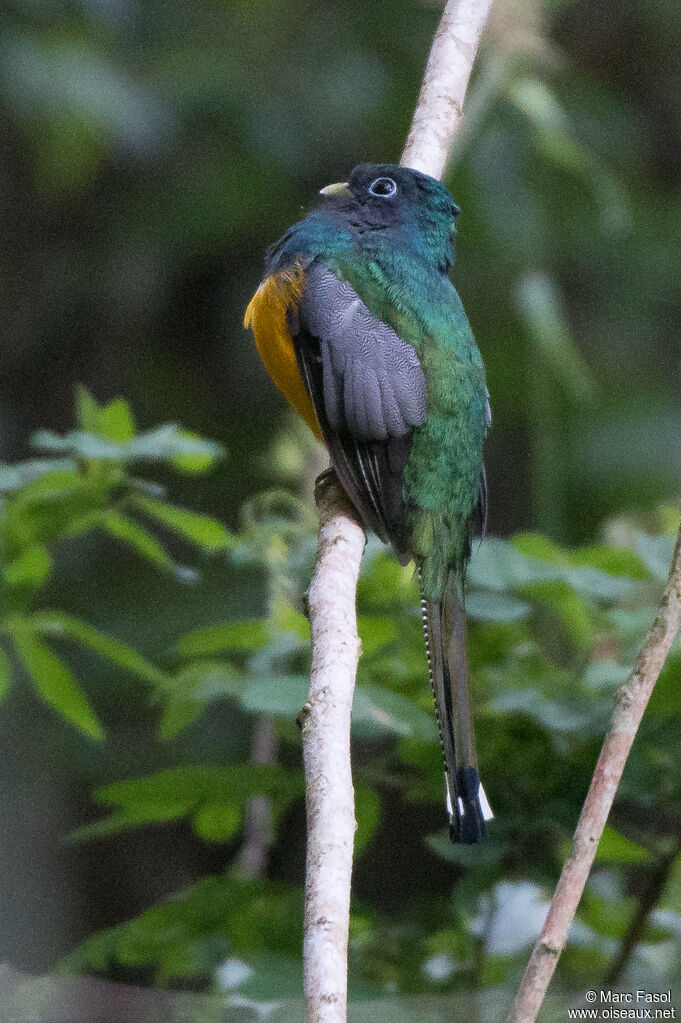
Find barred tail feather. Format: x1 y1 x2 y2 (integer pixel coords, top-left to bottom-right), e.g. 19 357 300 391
420 567 492 844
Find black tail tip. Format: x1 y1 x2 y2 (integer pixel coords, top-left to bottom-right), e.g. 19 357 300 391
447 767 493 845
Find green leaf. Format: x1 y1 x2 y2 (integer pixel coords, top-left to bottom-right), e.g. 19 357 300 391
357 615 397 655
192 802 241 842
32 421 223 471
647 651 681 717
491 687 592 734
75 385 101 433
98 397 136 443
65 875 302 980
468 537 557 591
571 544 649 580
31 612 167 686
353 686 437 740
0 648 12 701
4 544 52 588
32 429 126 460
514 531 648 581
70 765 302 841
69 800 194 843
583 659 630 690
635 532 675 582
170 430 223 474
465 591 530 623
272 597 310 639
595 826 650 864
220 951 305 1000
426 830 510 867
101 510 173 568
512 533 636 598
177 620 269 658
0 458 82 492
240 675 309 717
96 765 298 808
159 698 205 739
126 425 224 466
609 607 656 656
516 272 595 402
358 549 418 609
159 661 245 737
11 622 104 739
171 660 246 701
565 566 633 601
577 889 638 942
659 505 681 536
354 783 381 854
133 495 231 550
75 388 136 443
8 467 93 507
524 581 594 649
248 632 309 678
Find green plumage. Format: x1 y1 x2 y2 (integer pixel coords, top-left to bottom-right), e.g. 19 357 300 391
257 163 490 842
308 182 487 596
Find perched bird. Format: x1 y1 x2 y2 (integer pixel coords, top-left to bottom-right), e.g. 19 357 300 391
245 163 491 843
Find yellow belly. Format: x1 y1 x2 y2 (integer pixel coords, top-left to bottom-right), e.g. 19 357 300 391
244 267 322 440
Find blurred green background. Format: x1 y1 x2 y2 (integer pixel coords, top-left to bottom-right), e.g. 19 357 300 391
0 0 680 1015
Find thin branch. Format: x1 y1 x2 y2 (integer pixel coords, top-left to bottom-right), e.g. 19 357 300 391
604 832 681 986
235 715 277 880
301 3 494 1018
301 473 365 1023
401 0 494 177
509 516 681 1023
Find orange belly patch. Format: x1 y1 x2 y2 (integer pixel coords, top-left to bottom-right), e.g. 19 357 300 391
244 266 322 440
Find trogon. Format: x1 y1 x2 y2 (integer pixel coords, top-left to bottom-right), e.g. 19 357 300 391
244 163 492 843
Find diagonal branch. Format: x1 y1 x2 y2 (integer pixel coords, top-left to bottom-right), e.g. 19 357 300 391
509 515 681 1023
401 0 494 177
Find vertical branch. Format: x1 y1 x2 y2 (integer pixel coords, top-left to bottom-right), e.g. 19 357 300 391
235 716 277 880
301 473 365 1023
301 2 494 1019
509 517 681 1023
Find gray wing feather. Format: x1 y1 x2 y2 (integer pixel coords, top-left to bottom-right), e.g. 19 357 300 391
363 367 384 438
299 265 426 441
378 369 407 435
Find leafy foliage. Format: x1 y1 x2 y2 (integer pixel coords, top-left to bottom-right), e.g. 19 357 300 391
0 389 228 738
51 421 680 999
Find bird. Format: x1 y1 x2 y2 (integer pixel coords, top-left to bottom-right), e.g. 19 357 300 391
244 162 492 843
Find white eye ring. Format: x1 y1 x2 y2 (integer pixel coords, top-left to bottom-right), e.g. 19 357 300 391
368 176 397 198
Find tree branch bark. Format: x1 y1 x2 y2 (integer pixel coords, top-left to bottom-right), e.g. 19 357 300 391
302 474 365 1023
401 0 494 177
509 515 681 1023
235 715 277 880
300 3 493 1020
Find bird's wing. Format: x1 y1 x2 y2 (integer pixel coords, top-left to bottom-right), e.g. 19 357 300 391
290 263 427 562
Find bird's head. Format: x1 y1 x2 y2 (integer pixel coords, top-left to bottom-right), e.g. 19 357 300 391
319 162 460 270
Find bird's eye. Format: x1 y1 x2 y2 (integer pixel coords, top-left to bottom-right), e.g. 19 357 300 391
368 176 397 198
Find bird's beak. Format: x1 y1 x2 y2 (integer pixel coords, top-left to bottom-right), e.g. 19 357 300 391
319 181 352 198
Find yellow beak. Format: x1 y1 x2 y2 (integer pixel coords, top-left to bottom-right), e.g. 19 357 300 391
319 181 352 197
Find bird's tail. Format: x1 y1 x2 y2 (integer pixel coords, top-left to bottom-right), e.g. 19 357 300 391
419 567 492 844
